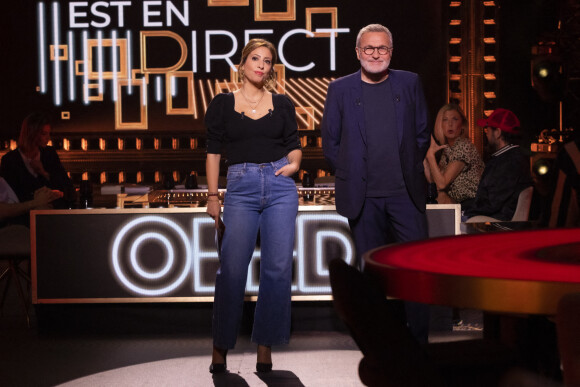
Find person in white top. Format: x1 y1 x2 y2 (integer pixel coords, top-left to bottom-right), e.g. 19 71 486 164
0 177 61 224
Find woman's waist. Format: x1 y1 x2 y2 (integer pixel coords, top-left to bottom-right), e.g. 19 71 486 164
227 156 288 170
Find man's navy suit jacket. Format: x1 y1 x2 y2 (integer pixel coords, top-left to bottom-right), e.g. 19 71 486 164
321 69 430 219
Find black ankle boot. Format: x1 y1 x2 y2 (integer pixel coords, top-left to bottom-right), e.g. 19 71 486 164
256 362 273 373
209 347 228 374
209 363 227 374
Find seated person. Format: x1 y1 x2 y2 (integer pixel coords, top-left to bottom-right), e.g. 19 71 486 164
463 108 533 221
0 177 62 227
423 104 484 208
0 112 73 209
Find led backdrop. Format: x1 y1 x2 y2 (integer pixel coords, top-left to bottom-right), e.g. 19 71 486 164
1 0 446 136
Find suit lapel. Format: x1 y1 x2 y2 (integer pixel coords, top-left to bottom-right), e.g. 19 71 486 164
388 70 404 147
351 70 366 146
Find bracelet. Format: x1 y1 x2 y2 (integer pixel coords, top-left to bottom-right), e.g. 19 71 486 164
207 192 219 196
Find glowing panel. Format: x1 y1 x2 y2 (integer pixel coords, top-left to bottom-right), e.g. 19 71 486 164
84 38 128 81
68 31 75 101
208 0 249 5
140 31 187 74
32 210 365 302
296 213 352 293
50 44 68 60
273 64 286 94
51 2 61 106
254 0 296 21
305 7 338 38
130 233 174 280
115 78 148 130
165 71 196 116
295 106 315 130
84 82 104 101
37 2 46 93
111 216 192 296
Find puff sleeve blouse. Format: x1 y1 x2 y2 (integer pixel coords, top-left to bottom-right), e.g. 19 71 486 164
205 92 301 165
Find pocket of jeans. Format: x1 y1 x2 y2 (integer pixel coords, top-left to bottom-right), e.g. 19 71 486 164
276 157 290 171
226 167 245 185
277 173 296 184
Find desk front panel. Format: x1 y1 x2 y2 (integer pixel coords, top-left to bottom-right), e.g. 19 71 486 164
31 205 459 304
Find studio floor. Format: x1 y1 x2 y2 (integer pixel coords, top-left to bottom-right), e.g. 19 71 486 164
0 281 483 387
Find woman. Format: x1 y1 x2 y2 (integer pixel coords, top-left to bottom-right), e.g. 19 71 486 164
423 104 484 207
0 113 72 214
205 39 302 374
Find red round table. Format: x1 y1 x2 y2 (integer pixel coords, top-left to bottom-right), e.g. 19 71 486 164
364 227 580 315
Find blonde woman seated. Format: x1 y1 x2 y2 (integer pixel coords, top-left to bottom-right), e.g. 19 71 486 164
423 104 484 207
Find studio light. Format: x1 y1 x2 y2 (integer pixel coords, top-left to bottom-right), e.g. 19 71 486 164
533 60 559 81
531 56 564 102
533 158 552 177
536 64 550 79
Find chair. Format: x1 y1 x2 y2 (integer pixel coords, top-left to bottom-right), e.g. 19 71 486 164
329 258 443 386
548 141 580 228
0 225 32 327
465 186 534 223
511 186 534 221
556 293 580 387
329 258 519 386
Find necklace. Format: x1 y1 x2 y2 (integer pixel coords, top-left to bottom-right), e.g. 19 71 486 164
240 88 265 114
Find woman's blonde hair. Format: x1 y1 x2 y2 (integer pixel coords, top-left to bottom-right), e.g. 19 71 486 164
238 38 277 88
433 103 467 145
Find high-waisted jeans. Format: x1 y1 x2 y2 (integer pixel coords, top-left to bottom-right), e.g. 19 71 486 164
212 156 298 349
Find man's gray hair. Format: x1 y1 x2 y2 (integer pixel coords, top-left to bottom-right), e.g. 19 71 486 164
356 24 393 48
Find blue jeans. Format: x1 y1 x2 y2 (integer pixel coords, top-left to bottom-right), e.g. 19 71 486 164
212 157 298 349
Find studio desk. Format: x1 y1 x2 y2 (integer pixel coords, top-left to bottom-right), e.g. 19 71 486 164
31 188 462 304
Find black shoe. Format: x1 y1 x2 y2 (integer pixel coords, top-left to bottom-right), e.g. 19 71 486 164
210 347 228 374
209 363 227 374
256 362 272 373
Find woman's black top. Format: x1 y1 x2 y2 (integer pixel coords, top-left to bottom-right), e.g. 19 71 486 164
205 92 301 165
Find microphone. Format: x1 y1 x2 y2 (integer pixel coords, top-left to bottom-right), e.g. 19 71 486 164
268 109 273 117
356 99 361 106
395 95 400 102
240 112 245 119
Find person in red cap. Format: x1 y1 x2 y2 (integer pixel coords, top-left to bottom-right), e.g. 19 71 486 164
463 108 533 220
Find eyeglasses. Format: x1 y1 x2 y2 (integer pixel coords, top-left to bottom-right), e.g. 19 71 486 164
359 46 393 55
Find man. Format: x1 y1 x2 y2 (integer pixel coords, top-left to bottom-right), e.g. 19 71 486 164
463 108 533 220
321 24 430 342
322 24 430 267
